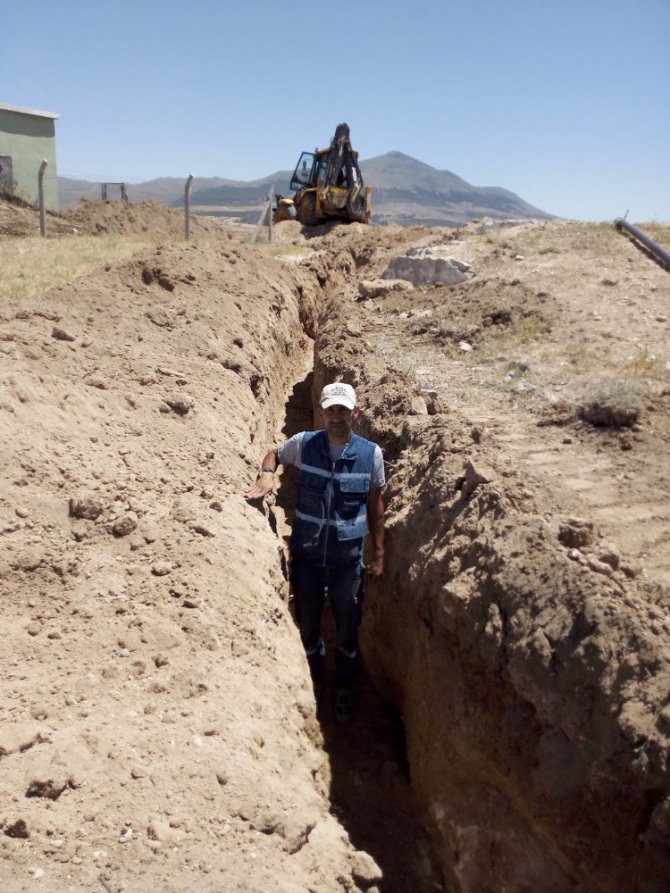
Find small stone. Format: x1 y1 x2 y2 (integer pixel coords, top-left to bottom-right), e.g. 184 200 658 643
283 819 317 855
112 515 137 537
596 541 620 571
621 563 639 579
164 394 193 415
52 326 75 342
15 507 30 518
151 562 172 577
69 496 104 520
586 554 614 577
459 459 494 498
558 517 594 549
190 523 215 537
84 376 108 390
409 396 428 416
26 622 41 637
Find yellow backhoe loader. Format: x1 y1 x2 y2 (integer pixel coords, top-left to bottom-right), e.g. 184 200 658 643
275 123 372 226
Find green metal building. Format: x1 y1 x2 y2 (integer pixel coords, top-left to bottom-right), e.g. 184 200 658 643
0 103 60 210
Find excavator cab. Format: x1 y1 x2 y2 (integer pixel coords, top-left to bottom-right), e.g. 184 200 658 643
275 124 372 226
290 153 319 191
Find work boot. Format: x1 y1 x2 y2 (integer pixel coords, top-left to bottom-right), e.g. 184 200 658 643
334 649 357 690
334 686 356 724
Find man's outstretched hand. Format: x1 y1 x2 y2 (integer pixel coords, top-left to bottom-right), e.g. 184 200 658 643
245 472 276 501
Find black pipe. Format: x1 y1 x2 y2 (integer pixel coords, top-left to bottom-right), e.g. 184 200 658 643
614 218 670 271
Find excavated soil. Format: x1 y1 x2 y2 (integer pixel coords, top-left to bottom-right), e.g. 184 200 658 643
1 200 670 893
0 197 224 239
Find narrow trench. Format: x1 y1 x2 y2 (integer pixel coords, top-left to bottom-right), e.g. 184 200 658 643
271 371 444 893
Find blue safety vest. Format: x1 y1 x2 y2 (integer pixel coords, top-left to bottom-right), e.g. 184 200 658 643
291 431 376 566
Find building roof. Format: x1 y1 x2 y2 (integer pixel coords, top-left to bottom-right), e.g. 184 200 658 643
0 102 60 120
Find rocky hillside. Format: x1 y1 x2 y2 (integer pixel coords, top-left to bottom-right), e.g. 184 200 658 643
58 152 553 226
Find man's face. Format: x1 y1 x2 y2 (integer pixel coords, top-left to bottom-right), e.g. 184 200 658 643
322 403 357 438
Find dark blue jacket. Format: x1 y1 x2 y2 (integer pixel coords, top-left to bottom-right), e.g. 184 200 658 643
291 431 376 566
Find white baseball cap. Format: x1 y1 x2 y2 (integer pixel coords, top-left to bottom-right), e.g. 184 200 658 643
320 382 356 411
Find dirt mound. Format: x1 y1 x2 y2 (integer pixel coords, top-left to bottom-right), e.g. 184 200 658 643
0 197 75 238
0 234 350 892
0 196 225 240
61 199 224 238
2 216 670 891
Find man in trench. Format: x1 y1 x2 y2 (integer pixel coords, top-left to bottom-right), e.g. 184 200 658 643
245 382 385 722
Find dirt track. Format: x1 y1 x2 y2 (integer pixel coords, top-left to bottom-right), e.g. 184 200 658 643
1 201 669 892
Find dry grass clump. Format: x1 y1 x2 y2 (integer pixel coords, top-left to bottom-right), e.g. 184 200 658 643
564 339 610 374
626 346 665 379
577 377 641 428
642 222 670 245
473 312 551 361
0 234 154 301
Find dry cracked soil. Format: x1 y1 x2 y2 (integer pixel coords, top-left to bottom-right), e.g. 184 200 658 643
1 198 670 893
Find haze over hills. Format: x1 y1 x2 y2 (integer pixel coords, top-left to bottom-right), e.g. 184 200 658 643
58 152 554 226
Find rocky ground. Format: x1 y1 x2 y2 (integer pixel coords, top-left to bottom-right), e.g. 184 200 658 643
1 199 669 892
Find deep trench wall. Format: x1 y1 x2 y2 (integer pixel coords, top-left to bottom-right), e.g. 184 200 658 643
312 290 670 893
1 237 379 892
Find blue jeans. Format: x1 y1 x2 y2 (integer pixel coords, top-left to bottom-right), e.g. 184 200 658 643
290 557 364 687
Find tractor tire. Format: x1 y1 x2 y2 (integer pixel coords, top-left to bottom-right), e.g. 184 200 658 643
298 193 318 227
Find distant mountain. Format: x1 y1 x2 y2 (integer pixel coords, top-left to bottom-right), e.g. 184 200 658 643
360 152 551 225
58 152 553 226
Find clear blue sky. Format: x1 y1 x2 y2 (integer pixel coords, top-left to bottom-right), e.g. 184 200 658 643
3 0 669 221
